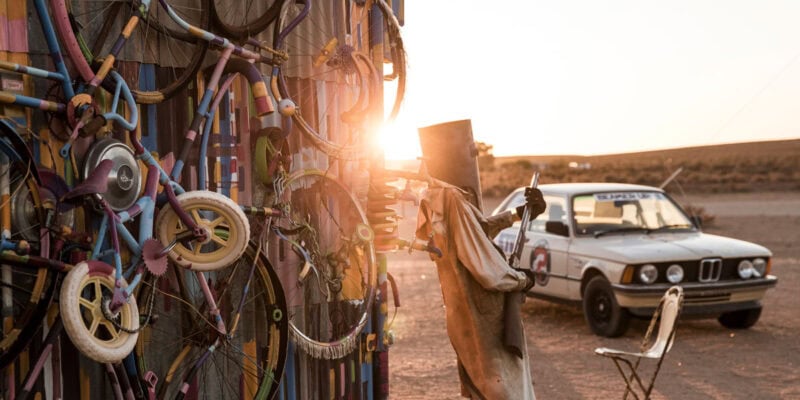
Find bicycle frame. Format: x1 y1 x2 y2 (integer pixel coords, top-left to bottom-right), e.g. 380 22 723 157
0 0 199 312
90 161 165 300
0 0 229 375
0 0 300 395
55 0 283 184
0 0 139 186
4 0 257 302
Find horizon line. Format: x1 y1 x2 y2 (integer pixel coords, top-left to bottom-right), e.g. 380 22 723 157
384 136 800 162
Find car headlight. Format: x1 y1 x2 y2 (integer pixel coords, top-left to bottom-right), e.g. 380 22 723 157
752 258 767 278
666 264 684 283
738 260 754 279
639 264 658 284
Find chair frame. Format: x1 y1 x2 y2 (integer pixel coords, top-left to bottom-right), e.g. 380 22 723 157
595 286 684 400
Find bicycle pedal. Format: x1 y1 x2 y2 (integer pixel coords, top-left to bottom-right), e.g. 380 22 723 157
143 370 158 398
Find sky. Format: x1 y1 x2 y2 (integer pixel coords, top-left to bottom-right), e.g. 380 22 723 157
379 0 800 159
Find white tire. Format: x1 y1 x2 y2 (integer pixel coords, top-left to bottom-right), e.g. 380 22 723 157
155 190 250 271
60 261 139 363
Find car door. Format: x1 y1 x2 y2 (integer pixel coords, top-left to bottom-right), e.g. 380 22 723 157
524 194 571 299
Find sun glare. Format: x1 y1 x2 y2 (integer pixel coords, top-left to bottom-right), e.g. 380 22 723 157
379 120 421 161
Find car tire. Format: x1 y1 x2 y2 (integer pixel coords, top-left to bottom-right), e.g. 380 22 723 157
582 276 630 337
718 307 762 329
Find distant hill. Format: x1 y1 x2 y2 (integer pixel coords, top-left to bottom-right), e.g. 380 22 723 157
480 138 800 196
494 138 800 167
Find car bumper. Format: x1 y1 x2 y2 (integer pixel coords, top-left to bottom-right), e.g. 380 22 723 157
611 276 777 316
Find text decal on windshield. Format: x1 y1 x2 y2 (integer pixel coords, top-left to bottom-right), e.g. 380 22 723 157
594 192 664 201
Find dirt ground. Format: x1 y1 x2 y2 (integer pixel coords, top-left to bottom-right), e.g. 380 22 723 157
386 191 800 399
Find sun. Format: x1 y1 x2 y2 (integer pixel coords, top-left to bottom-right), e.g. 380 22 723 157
378 120 421 161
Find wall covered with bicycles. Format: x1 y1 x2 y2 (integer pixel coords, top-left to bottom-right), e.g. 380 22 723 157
0 0 405 398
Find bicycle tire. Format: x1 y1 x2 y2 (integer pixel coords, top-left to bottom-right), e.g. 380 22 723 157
0 122 57 369
59 260 140 363
274 168 377 359
154 190 250 272
273 0 405 160
374 0 407 122
210 0 283 41
63 0 210 104
134 243 288 400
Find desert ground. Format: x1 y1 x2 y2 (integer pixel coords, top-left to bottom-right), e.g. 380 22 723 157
386 191 800 399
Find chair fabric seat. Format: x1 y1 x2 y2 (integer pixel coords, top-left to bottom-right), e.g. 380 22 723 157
593 285 684 400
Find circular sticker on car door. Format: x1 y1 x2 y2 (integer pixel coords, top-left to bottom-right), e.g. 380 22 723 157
529 239 551 286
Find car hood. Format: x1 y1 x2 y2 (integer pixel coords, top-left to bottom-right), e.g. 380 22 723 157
571 232 772 263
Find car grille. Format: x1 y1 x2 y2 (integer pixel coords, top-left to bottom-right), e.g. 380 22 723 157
698 258 722 282
632 257 763 284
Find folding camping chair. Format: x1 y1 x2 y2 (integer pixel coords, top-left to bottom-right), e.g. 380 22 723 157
594 286 684 400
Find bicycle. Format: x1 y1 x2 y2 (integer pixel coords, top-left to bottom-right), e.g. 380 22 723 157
269 0 406 160
57 7 295 400
63 0 211 104
0 0 149 371
266 167 377 360
63 0 406 160
7 0 397 397
1 1 291 398
210 0 284 41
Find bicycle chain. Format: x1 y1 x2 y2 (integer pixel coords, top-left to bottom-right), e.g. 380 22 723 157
101 276 159 334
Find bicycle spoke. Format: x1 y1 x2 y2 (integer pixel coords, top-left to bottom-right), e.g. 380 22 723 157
191 209 202 224
93 281 102 303
208 234 228 247
276 170 376 359
136 245 287 398
68 0 210 103
88 317 101 336
79 297 94 310
208 216 225 227
0 124 53 369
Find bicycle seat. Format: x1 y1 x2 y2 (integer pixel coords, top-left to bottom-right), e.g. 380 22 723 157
62 159 113 203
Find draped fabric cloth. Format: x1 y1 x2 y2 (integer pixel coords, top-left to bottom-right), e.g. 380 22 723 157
416 180 536 400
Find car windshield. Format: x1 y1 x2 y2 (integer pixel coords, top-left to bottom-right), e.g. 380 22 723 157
572 191 694 236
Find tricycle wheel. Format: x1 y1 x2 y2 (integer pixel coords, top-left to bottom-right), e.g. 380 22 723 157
60 261 139 363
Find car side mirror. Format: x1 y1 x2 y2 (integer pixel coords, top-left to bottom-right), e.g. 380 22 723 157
545 221 570 237
690 215 703 229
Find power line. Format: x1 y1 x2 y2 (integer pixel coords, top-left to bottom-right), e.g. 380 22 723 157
709 47 800 142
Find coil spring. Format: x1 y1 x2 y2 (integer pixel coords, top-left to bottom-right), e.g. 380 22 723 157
367 174 400 253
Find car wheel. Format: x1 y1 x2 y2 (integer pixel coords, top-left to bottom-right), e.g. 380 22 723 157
718 307 762 329
582 276 630 337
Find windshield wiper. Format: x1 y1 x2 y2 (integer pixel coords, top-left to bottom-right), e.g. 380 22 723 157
649 224 693 232
593 227 650 238
592 223 694 238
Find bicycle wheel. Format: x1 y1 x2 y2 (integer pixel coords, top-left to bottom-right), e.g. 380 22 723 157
59 261 139 363
274 169 377 359
273 0 406 160
210 0 282 40
134 243 288 399
0 124 57 369
155 190 250 272
65 0 210 104
373 0 407 122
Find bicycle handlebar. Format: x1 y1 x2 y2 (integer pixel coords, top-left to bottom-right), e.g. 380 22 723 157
104 71 138 131
221 59 274 116
58 71 138 159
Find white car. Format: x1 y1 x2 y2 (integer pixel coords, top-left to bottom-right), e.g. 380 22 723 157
492 183 777 337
